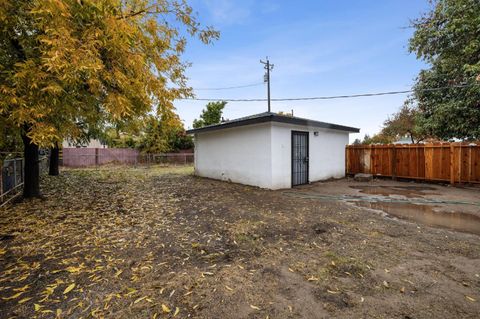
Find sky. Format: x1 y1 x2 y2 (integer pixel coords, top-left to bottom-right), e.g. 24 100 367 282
174 0 432 142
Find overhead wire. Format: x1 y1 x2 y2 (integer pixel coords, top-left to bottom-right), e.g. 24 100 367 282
181 83 475 102
192 82 264 91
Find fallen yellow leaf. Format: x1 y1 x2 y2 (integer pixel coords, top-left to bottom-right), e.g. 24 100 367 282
66 266 82 273
465 295 476 302
13 284 30 292
2 291 25 300
173 307 180 317
134 296 147 304
162 304 171 313
18 297 32 304
63 283 75 294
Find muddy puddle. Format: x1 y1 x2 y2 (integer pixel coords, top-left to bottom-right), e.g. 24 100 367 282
354 201 480 236
350 185 438 198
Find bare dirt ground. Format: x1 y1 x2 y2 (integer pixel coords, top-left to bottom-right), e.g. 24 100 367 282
0 167 479 319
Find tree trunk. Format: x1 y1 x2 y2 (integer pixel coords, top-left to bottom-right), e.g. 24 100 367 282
49 142 60 176
21 131 41 198
408 131 415 144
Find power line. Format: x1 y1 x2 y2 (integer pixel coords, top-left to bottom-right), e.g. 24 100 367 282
182 83 474 102
192 82 264 91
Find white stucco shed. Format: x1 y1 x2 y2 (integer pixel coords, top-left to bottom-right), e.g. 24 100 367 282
187 112 359 189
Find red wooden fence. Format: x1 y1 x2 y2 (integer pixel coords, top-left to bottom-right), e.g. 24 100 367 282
346 143 480 184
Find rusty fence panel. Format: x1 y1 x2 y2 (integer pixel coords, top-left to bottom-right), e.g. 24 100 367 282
61 148 194 168
346 142 480 184
1 156 48 205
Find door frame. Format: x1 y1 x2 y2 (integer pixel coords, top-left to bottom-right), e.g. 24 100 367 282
291 130 309 187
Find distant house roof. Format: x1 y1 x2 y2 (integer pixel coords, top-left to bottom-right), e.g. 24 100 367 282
186 112 360 134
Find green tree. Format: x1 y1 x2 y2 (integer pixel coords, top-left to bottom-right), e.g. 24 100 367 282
139 112 192 153
409 0 480 140
352 138 362 145
382 102 425 143
361 133 394 145
192 101 227 128
0 117 22 157
0 0 218 197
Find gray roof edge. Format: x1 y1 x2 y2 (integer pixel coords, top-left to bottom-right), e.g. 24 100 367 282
186 113 359 134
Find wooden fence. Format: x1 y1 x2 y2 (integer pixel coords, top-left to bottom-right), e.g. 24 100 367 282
346 143 480 184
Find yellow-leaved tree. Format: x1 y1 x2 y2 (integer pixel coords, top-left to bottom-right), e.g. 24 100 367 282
0 0 218 197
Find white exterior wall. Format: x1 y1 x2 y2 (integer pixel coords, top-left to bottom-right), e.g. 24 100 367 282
270 123 349 189
194 123 272 188
194 122 350 190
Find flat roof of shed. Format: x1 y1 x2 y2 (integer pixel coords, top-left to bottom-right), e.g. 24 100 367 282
186 112 360 134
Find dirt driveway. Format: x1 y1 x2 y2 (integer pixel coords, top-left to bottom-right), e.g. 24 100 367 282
0 167 479 319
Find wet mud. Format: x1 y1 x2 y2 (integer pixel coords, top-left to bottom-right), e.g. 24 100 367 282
350 185 438 198
354 201 480 236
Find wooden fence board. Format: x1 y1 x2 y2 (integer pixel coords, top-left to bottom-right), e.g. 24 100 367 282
346 142 480 184
473 147 480 182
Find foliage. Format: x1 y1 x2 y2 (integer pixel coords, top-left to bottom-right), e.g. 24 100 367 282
0 117 22 155
409 0 480 140
352 138 362 145
137 112 193 153
192 101 227 128
382 102 425 143
103 116 147 148
359 133 394 145
356 103 425 145
0 0 219 147
277 111 293 117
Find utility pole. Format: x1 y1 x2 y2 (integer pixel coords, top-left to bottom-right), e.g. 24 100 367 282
260 57 273 112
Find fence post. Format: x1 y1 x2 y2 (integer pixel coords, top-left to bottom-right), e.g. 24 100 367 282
13 158 17 190
20 158 23 184
450 144 455 185
458 145 462 184
95 148 99 168
468 145 472 183
391 144 397 180
369 145 374 174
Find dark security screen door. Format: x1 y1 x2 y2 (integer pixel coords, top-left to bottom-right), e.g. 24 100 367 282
291 131 309 186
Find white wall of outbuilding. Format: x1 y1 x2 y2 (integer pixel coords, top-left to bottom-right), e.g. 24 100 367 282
193 122 350 189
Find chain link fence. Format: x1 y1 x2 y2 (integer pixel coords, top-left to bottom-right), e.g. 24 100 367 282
1 156 48 206
0 149 193 205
